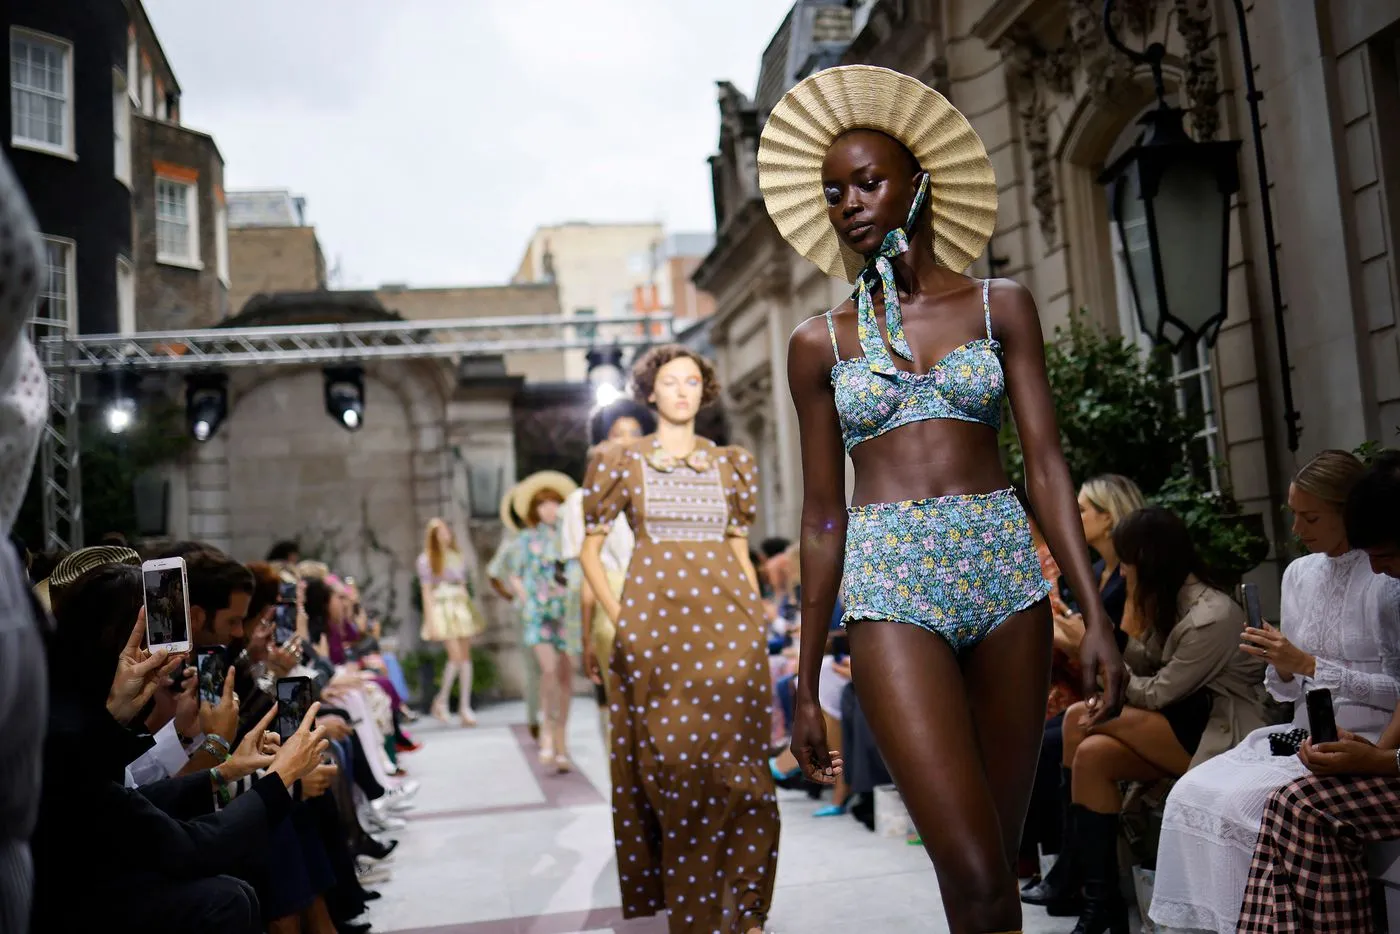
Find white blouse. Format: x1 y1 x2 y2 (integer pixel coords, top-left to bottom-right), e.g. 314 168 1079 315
559 487 634 574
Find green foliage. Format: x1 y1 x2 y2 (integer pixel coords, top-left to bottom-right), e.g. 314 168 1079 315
15 399 192 549
1000 310 1269 582
1150 472 1269 584
1000 310 1194 494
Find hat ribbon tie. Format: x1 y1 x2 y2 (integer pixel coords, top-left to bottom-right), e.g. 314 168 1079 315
853 172 930 376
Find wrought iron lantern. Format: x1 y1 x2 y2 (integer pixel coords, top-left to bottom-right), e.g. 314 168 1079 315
1098 8 1241 352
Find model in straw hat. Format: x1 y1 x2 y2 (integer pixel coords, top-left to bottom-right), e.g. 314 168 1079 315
762 64 1127 934
498 470 578 771
483 482 544 741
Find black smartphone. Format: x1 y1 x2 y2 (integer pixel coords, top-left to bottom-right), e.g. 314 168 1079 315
196 646 228 705
1242 582 1263 629
275 676 314 740
274 580 298 644
1306 688 1339 745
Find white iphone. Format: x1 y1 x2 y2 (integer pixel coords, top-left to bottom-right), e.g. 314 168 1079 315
142 557 192 654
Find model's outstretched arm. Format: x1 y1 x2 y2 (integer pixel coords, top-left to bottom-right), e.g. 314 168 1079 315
997 280 1127 723
786 313 849 781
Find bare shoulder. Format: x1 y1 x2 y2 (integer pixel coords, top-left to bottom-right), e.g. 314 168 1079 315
986 277 1043 342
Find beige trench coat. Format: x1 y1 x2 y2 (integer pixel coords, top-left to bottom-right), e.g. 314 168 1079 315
1124 579 1269 769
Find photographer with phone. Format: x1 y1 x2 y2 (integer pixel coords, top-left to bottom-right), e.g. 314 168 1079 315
31 563 330 934
1233 450 1400 933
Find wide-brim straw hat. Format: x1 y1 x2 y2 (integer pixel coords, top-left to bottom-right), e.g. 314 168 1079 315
758 64 998 281
499 482 521 531
512 471 578 525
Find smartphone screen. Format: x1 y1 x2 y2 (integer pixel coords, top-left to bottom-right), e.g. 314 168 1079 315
1242 582 1263 629
197 647 228 706
275 677 313 740
1306 688 1338 744
143 559 191 652
273 604 297 646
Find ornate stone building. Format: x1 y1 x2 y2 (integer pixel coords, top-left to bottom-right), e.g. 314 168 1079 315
700 0 1400 607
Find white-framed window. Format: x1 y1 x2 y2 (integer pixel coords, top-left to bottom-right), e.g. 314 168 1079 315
1110 222 1222 491
116 256 135 334
10 28 73 157
127 33 139 105
214 203 229 285
156 176 201 268
140 66 153 117
113 70 132 186
38 237 76 333
155 89 167 122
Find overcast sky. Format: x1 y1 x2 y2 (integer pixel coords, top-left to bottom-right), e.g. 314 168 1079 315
142 1 794 290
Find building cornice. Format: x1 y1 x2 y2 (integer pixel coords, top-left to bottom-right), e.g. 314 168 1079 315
970 0 1042 45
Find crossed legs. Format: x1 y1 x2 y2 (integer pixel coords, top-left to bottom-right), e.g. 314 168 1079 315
849 603 1052 933
1060 703 1189 814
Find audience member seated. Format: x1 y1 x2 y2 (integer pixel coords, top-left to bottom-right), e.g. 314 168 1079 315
31 563 328 934
1150 450 1400 932
1023 475 1144 907
1057 507 1268 933
1234 450 1400 934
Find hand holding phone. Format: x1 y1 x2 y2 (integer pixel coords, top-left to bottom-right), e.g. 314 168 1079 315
267 700 331 790
274 677 314 744
1241 583 1263 629
196 646 229 706
1306 688 1339 745
143 557 192 654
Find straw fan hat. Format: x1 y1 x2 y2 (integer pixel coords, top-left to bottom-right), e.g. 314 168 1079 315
758 64 998 281
512 471 579 524
499 482 521 531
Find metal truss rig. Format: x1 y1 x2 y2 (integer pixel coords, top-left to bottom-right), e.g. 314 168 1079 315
36 313 675 551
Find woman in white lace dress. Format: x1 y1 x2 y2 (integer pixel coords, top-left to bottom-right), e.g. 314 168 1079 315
1149 450 1400 933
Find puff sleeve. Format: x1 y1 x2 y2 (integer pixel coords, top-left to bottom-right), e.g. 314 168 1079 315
583 441 632 535
485 534 519 582
723 445 759 537
415 553 435 588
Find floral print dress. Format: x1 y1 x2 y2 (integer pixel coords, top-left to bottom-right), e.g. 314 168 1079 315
511 521 575 653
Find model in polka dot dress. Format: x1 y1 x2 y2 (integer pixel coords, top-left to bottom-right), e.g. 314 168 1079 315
579 347 779 934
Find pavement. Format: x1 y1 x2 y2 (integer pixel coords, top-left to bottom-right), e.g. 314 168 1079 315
363 698 1089 934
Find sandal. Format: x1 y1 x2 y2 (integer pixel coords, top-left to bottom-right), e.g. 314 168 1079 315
459 708 477 728
430 700 449 721
554 753 573 774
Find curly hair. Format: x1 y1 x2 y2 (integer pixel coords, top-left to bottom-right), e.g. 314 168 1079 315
629 344 722 409
588 399 657 446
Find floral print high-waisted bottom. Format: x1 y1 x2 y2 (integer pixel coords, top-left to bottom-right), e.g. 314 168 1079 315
841 487 1052 651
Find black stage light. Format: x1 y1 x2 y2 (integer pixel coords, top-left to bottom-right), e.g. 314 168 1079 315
323 365 365 431
185 372 229 442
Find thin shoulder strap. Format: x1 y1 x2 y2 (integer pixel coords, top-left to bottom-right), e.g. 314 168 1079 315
824 310 841 360
982 279 993 340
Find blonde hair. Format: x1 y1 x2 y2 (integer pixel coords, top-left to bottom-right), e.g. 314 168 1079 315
1079 474 1147 530
1293 449 1365 506
296 560 329 581
423 518 459 576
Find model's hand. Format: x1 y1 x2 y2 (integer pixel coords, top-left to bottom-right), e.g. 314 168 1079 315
1078 616 1126 727
1240 623 1315 680
1300 730 1396 776
790 698 843 784
583 646 604 685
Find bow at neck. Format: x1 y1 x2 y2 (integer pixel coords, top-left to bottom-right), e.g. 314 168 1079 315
645 440 713 474
853 172 930 377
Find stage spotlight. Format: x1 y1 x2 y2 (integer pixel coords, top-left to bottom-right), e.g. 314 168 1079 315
586 344 625 409
323 366 365 431
97 369 139 434
185 373 229 442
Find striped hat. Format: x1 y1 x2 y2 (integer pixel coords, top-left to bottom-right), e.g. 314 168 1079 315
35 545 142 611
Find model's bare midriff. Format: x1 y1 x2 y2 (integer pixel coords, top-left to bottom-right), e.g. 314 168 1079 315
849 418 1007 507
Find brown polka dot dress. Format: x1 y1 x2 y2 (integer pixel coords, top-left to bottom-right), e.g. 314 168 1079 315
583 435 779 933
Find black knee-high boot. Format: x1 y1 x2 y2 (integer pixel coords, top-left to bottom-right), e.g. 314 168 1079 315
1070 810 1128 934
1022 768 1084 914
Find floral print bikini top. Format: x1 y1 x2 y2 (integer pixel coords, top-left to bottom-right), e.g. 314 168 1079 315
825 174 1005 452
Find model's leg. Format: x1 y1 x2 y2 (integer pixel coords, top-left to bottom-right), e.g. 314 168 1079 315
850 617 1029 934
533 642 558 763
961 603 1054 867
433 639 461 721
553 645 573 769
455 637 476 725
